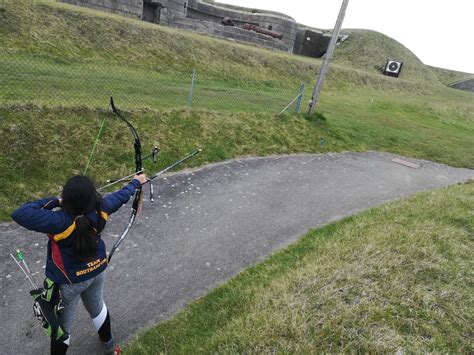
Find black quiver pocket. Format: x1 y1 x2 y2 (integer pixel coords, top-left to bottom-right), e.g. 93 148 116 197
29 278 69 342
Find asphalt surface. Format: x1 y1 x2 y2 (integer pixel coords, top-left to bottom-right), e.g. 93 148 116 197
1 151 473 354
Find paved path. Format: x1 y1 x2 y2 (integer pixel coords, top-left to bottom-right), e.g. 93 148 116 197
1 152 473 354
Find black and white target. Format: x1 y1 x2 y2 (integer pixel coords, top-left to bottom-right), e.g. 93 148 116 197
383 60 403 77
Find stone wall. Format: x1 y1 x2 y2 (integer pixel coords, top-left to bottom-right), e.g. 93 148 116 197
60 0 143 19
58 0 340 56
449 77 474 92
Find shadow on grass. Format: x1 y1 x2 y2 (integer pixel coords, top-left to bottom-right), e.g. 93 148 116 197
303 111 327 123
277 111 327 123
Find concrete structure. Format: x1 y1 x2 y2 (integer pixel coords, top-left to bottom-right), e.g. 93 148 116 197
449 77 474 92
294 28 332 58
59 0 345 56
143 0 188 24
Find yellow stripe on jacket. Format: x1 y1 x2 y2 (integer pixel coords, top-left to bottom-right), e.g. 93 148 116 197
53 212 109 241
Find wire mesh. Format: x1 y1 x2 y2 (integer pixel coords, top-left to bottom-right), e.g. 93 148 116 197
1 51 303 113
0 0 310 113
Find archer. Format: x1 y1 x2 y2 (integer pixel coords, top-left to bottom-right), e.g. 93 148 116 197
11 173 147 355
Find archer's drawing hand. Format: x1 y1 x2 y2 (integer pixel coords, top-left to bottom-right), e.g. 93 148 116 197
134 173 148 185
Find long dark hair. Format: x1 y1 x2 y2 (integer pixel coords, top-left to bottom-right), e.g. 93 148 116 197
61 175 103 261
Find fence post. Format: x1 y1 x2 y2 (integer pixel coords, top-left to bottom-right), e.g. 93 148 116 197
188 69 196 108
294 83 305 114
278 83 305 116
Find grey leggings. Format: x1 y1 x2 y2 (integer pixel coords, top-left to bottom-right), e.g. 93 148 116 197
58 271 111 345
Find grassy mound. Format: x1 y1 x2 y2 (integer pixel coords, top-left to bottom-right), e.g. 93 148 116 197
333 29 440 85
428 66 473 86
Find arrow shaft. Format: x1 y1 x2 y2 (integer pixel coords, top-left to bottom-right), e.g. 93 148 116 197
146 149 201 183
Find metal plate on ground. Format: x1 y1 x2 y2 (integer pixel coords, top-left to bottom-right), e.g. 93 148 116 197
391 158 421 169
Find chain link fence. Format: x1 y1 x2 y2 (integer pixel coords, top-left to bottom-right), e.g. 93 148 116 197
1 51 307 114
0 0 310 114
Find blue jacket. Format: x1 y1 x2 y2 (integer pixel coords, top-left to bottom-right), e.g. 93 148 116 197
11 179 141 284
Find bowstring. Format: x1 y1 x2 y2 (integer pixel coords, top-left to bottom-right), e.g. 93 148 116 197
83 110 108 175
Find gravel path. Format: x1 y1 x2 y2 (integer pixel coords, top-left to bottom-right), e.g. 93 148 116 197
1 151 473 354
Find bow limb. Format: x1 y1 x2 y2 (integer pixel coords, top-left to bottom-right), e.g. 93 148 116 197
108 97 143 263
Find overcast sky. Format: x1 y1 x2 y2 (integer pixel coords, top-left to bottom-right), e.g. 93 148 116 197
218 0 474 74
